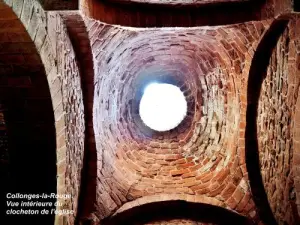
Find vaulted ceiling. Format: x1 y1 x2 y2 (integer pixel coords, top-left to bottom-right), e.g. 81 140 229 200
0 1 300 225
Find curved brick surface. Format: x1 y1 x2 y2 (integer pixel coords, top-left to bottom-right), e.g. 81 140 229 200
50 13 86 225
106 195 252 224
78 17 274 224
80 0 264 27
79 0 292 27
245 16 300 225
257 20 299 225
291 15 300 223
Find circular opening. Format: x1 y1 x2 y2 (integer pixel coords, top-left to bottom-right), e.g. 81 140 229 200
139 83 187 132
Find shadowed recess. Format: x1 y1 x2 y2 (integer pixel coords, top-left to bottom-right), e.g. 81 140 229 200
102 201 253 225
295 0 300 12
82 0 265 27
0 2 56 224
38 0 78 10
104 0 255 6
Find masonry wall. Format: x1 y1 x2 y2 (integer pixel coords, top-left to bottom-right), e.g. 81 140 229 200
80 0 264 27
241 15 300 225
0 1 86 225
256 19 300 225
1 1 300 225
76 17 280 224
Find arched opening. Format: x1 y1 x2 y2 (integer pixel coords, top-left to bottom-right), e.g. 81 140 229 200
102 201 253 225
139 83 187 132
245 18 290 225
80 0 265 27
0 2 56 225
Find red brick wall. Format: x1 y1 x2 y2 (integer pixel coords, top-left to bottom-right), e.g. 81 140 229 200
244 15 300 225
47 11 86 225
61 12 97 223
257 19 299 225
262 0 292 17
291 15 300 221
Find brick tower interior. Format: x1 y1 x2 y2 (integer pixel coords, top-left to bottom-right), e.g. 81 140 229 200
0 0 300 225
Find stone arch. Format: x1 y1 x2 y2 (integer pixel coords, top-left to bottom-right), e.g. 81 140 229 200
1 1 87 225
0 1 57 224
246 16 300 225
102 196 252 225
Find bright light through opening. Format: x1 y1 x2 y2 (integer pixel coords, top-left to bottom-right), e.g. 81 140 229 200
139 83 187 132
